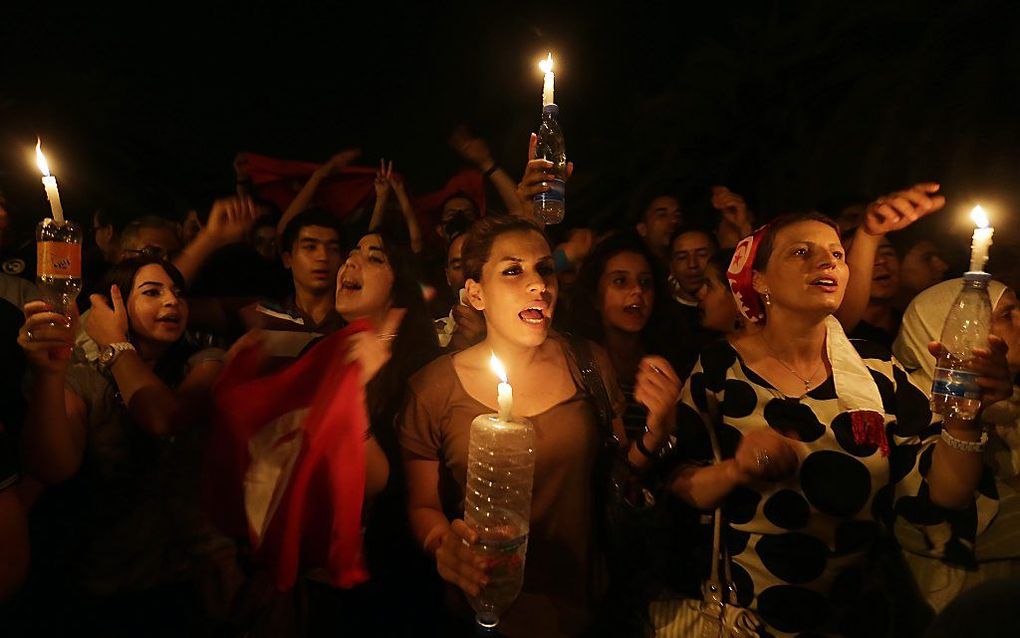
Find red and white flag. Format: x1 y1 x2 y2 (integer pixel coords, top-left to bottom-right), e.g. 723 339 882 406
206 321 372 591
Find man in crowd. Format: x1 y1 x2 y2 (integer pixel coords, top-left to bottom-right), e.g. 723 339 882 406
635 193 683 267
254 208 343 335
669 225 718 311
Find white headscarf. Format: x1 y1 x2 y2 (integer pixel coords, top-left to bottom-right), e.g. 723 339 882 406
892 277 1007 388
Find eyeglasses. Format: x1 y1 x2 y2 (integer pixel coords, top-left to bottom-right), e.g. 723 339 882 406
121 246 171 260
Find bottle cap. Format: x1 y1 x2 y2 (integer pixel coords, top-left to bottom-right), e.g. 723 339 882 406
963 271 992 283
542 103 559 116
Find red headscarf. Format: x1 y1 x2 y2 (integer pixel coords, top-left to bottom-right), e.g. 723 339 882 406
726 223 772 324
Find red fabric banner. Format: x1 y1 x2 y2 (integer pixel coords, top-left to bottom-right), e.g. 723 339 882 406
240 152 486 232
206 320 372 591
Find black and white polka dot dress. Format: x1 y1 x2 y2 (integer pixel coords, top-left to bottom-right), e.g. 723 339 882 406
675 339 999 637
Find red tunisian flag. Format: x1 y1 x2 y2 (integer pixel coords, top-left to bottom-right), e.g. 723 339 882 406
206 320 372 591
240 152 486 233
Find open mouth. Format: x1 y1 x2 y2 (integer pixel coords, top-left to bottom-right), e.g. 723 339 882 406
872 273 892 282
623 303 645 316
156 314 181 326
809 276 838 291
339 278 362 292
518 305 547 324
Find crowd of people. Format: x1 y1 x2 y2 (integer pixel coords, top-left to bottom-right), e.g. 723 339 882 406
1 129 1019 638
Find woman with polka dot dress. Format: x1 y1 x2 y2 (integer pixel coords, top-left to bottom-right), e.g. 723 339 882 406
667 213 1012 637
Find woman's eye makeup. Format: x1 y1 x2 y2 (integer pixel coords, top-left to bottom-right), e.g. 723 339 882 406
502 265 523 276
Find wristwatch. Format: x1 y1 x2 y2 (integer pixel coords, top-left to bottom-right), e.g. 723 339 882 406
98 342 136 369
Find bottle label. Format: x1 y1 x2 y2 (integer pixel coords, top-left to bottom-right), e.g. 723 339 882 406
932 367 981 400
37 241 81 278
535 179 565 204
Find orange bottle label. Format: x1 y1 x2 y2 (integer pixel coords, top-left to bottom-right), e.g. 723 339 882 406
37 242 82 278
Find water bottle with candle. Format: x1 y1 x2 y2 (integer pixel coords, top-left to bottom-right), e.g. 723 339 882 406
931 206 994 420
35 141 82 318
463 355 536 629
534 53 567 225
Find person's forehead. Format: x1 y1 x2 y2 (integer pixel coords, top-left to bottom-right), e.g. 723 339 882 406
255 226 276 237
648 195 679 209
448 234 467 259
358 233 384 249
775 221 840 246
490 230 549 258
444 196 475 211
673 231 713 251
298 225 340 242
133 263 172 286
605 251 651 273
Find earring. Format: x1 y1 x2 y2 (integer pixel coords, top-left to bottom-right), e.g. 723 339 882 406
762 291 771 306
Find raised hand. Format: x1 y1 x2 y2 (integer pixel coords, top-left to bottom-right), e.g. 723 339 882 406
712 186 750 226
374 159 394 200
18 301 76 375
204 196 260 247
928 334 1013 414
343 308 406 385
635 356 681 441
86 286 130 349
515 133 574 211
863 182 945 236
557 228 595 266
450 126 495 170
318 148 362 177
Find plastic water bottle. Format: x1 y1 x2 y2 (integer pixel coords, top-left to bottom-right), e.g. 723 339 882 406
463 414 536 630
36 218 82 318
533 104 567 224
931 271 992 420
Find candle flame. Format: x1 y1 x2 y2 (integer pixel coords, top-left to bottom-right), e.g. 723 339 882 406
971 205 990 229
35 139 51 177
539 53 553 74
489 353 508 384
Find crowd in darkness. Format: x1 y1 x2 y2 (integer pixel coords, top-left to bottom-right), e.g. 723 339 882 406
2 121 1020 638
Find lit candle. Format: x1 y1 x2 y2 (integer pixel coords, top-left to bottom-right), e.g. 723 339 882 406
489 353 513 422
969 205 994 273
35 139 65 223
539 53 555 107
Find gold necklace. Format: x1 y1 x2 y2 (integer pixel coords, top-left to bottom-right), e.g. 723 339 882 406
762 335 824 394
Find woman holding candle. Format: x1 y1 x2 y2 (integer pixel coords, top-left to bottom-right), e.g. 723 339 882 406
16 255 228 633
399 215 680 636
666 213 1011 636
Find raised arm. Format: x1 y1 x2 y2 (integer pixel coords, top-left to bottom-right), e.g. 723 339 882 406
835 183 945 332
85 288 223 438
368 159 393 233
17 302 88 484
515 133 574 227
277 148 361 236
450 127 522 216
389 169 423 254
712 187 754 249
173 196 259 284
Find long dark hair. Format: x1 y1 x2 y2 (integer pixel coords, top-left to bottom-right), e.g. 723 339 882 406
99 255 195 387
566 232 670 352
360 232 440 433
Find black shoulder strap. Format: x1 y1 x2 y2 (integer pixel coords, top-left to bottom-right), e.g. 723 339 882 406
564 333 616 444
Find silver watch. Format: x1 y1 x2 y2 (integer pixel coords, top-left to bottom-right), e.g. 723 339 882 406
98 342 136 369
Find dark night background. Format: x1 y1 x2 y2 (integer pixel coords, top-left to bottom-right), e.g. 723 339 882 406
3 1 1020 266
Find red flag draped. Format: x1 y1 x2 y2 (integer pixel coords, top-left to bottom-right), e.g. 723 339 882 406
239 152 486 231
206 320 372 591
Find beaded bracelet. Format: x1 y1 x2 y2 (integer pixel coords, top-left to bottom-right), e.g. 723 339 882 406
940 428 989 453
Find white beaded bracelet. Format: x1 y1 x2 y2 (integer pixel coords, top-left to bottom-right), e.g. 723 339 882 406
940 428 989 453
